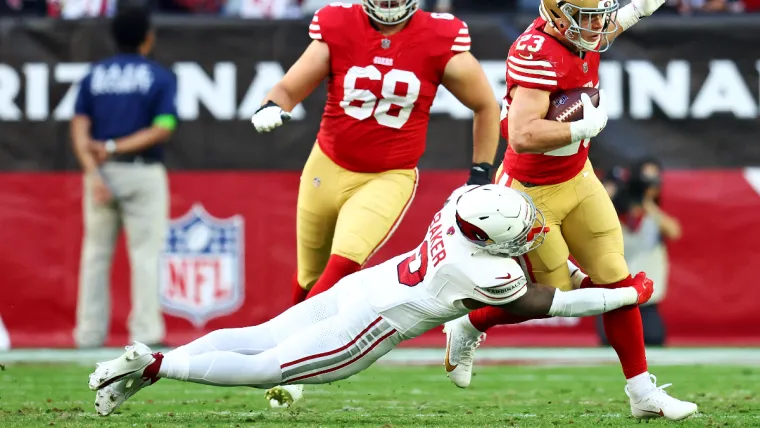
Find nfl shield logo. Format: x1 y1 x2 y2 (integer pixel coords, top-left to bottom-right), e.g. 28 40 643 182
160 204 245 327
381 39 391 49
583 63 589 73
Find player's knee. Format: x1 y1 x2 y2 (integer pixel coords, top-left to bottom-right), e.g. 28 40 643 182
588 252 629 285
297 270 320 290
332 233 372 266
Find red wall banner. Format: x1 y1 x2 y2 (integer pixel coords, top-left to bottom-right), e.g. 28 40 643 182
2 170 759 349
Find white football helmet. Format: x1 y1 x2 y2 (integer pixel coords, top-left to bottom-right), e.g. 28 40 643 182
455 184 546 257
362 0 419 25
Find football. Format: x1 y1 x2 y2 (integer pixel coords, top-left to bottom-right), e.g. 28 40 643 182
545 87 600 123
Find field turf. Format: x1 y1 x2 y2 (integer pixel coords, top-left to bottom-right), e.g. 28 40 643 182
1 353 758 427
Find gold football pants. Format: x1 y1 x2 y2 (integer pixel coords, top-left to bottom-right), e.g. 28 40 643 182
495 160 629 290
295 143 418 289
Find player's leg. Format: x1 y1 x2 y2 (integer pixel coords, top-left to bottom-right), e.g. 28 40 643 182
90 289 398 390
74 170 121 348
121 163 168 345
561 162 696 420
92 279 348 415
305 167 418 299
293 143 342 304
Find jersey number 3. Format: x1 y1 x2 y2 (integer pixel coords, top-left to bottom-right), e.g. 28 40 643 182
397 241 429 287
341 66 421 130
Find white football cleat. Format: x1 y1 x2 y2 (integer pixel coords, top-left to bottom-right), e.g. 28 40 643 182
625 374 698 421
442 318 486 389
94 375 155 416
265 384 304 408
89 341 157 391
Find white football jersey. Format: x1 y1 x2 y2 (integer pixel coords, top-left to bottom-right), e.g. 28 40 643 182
354 187 528 339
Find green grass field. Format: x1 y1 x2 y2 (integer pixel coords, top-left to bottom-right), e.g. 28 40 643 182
1 354 759 427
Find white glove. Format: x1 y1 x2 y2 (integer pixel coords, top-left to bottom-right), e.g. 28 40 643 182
631 0 666 16
618 0 665 31
569 89 608 143
251 102 291 133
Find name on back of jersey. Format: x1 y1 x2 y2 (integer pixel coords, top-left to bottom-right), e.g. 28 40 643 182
427 210 448 268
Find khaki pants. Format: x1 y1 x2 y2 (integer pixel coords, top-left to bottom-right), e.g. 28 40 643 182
74 162 169 347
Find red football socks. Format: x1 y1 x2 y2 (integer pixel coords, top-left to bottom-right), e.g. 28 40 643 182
142 352 164 383
291 272 309 306
597 275 649 379
305 254 361 299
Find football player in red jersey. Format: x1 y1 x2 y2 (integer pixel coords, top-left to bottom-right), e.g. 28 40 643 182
251 0 500 407
442 0 699 422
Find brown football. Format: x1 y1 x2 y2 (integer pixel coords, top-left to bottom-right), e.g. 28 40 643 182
546 87 600 123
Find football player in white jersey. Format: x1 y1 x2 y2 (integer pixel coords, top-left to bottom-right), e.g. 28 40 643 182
88 184 654 416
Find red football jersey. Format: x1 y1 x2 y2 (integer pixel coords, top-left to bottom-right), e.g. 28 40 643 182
309 4 470 173
500 18 601 185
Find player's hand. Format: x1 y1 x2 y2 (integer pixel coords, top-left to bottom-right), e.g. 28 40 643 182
90 173 113 205
90 141 109 165
251 101 292 133
569 89 608 142
630 271 654 305
632 0 666 16
466 163 493 185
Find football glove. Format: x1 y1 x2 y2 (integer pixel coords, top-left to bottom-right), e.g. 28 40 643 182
251 101 291 133
631 0 666 16
569 89 608 143
618 0 665 31
466 162 493 186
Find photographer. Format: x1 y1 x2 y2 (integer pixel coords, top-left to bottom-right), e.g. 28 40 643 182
598 158 682 346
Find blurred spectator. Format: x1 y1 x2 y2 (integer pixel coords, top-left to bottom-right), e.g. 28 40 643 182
47 0 116 18
224 0 302 18
0 0 46 15
300 0 452 16
597 158 682 347
664 0 744 13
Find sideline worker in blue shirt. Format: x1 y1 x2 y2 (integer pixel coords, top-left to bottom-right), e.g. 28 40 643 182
70 7 177 348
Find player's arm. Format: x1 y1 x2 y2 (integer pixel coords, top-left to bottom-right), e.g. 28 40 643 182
262 40 330 112
498 272 653 317
70 75 98 174
608 0 667 43
508 85 608 154
111 73 177 155
441 51 500 178
252 39 330 133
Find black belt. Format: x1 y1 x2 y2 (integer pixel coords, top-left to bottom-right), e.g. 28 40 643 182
518 180 540 188
110 154 161 165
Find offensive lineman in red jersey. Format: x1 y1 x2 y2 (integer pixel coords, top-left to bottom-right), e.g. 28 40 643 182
442 0 699 421
250 0 500 407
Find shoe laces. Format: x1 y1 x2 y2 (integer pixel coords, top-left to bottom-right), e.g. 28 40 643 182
625 374 673 399
458 333 486 366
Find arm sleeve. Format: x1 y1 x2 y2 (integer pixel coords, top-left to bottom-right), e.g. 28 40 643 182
74 74 92 116
548 287 638 317
154 71 178 118
433 15 471 72
467 257 528 305
506 41 559 92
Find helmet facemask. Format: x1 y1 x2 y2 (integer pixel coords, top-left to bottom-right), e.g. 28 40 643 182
542 0 619 52
362 0 419 25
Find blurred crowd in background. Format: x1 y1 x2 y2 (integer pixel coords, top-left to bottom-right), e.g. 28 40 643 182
1 0 756 19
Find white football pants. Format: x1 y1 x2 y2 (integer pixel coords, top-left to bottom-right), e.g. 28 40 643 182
158 278 402 388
